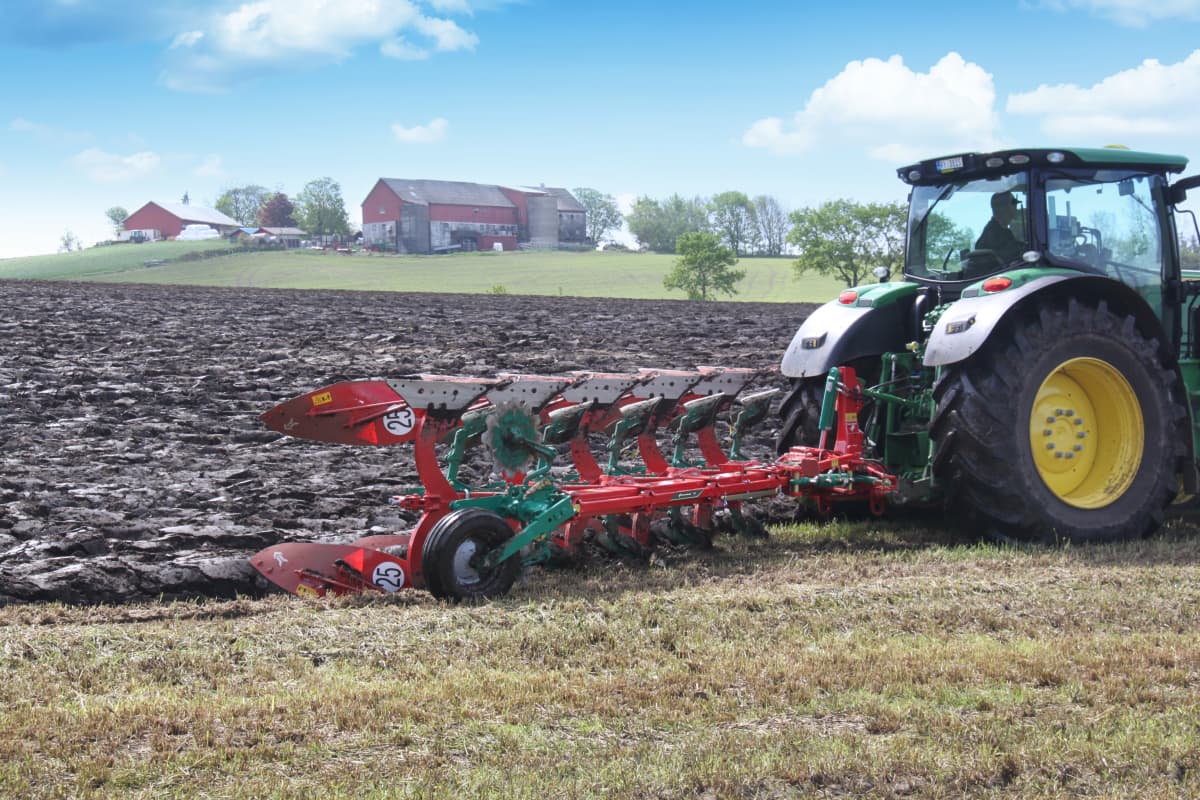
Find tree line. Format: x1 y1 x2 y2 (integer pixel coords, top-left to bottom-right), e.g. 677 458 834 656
575 187 908 299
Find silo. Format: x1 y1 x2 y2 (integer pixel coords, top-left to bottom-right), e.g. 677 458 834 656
527 196 559 249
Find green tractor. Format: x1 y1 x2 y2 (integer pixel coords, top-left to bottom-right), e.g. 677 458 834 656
778 146 1200 542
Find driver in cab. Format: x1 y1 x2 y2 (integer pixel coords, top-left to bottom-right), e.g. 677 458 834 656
975 191 1027 265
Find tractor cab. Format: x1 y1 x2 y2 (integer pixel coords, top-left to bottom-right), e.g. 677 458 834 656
899 148 1189 319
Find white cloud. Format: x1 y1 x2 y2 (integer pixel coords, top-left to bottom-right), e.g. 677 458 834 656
742 52 1001 161
170 30 204 48
392 117 448 144
10 116 91 143
1038 0 1200 27
1007 50 1200 138
414 16 478 51
194 154 224 177
70 148 161 181
163 0 479 91
381 37 428 60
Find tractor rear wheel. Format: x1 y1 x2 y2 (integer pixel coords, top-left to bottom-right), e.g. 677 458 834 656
421 508 520 600
930 299 1184 543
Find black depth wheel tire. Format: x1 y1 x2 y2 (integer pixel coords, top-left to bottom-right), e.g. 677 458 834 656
775 379 823 454
421 508 520 601
930 298 1185 544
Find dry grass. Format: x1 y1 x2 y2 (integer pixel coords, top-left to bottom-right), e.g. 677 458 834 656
2 517 1200 799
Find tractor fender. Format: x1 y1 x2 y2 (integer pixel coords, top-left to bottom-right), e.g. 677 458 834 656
781 292 913 378
923 272 1170 368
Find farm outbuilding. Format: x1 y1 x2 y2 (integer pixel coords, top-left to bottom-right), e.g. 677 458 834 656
257 227 307 248
361 179 587 254
124 202 239 240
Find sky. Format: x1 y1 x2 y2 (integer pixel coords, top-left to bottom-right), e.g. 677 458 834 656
2 0 1200 258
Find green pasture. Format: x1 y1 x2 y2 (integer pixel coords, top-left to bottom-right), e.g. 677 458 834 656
0 240 234 281
0 247 847 303
3 520 1199 799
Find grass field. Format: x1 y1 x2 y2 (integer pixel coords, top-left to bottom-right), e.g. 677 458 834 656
0 246 847 303
2 518 1198 799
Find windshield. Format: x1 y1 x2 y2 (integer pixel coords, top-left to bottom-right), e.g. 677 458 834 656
906 174 1029 281
1044 170 1164 281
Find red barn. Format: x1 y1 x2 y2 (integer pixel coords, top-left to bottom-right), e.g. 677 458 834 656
124 202 239 240
362 179 586 253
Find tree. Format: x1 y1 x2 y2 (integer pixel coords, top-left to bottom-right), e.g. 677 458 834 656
216 185 270 226
626 194 709 253
753 195 789 256
105 206 129 235
787 199 907 287
296 177 350 240
58 230 81 253
1181 232 1200 269
573 187 622 244
709 191 759 256
258 192 298 228
663 231 745 301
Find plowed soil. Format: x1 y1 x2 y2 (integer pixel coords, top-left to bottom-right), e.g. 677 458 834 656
0 280 813 604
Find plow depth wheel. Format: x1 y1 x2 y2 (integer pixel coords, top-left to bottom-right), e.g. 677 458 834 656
422 508 520 601
931 299 1183 543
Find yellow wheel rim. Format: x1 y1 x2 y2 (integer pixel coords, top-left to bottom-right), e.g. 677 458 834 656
1029 357 1142 509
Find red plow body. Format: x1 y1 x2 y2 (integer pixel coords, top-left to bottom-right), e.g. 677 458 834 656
250 366 896 600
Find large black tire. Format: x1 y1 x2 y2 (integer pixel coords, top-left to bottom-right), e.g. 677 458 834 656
930 298 1185 543
421 508 520 601
775 378 824 454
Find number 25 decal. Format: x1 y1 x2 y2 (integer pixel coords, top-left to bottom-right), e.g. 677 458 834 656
372 562 406 592
381 406 415 436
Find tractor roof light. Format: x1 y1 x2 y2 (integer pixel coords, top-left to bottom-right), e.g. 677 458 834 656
1009 154 1030 165
982 276 1013 293
985 157 1005 168
1047 151 1066 164
838 290 859 305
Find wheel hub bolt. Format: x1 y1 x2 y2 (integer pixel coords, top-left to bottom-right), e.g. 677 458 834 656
1075 418 1084 426
1065 410 1075 416
1055 451 1064 458
1055 408 1065 416
1046 416 1056 424
1065 452 1075 459
1043 429 1053 436
1047 443 1056 450
1074 444 1083 451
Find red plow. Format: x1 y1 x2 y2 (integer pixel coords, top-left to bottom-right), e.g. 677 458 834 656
250 366 897 600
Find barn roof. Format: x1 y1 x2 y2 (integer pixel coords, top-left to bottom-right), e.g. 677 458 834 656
151 202 239 227
523 186 585 213
381 179 516 208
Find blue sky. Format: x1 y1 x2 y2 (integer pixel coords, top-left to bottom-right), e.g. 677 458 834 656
2 0 1199 258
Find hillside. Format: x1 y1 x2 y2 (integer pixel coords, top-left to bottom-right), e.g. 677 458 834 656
0 246 847 303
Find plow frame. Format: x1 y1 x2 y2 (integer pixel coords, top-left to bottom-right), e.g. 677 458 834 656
251 365 898 600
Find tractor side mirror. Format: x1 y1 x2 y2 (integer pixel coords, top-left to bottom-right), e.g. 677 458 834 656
1169 174 1200 206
